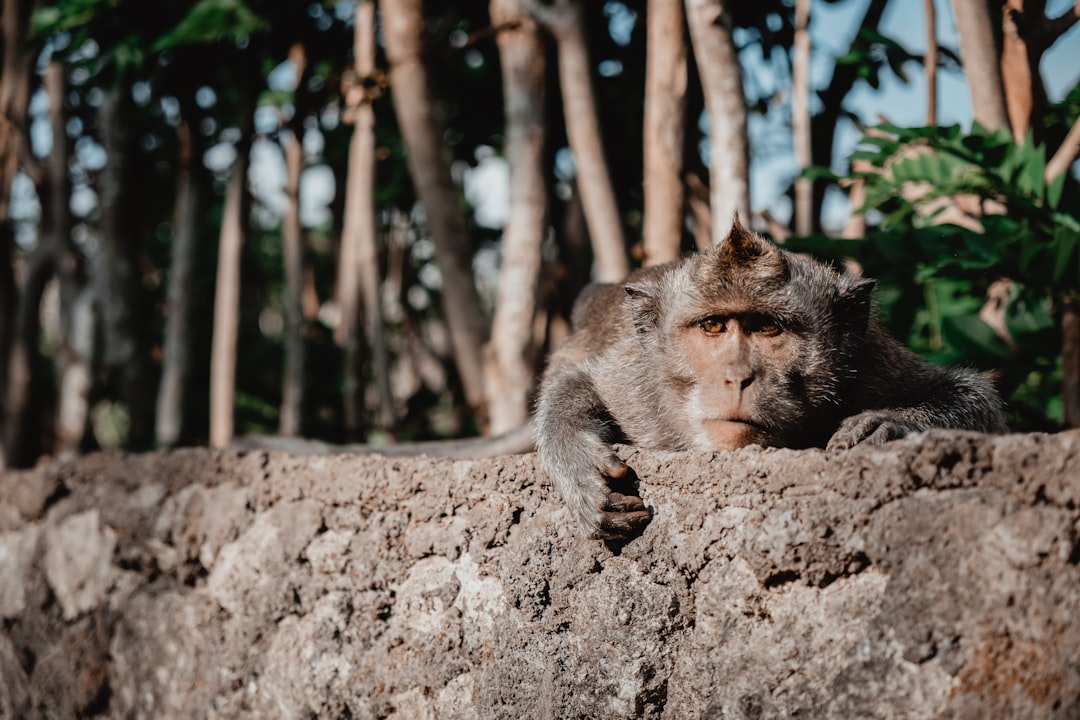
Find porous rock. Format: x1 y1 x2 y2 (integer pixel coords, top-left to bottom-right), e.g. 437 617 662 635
0 430 1078 718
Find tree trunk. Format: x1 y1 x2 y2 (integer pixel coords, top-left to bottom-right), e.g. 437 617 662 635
382 0 490 416
642 0 687 266
684 0 750 244
950 0 1009 131
792 0 812 237
209 105 254 449
1064 294 1080 428
0 0 36 462
999 0 1079 142
924 0 938 125
41 61 88 459
485 0 548 434
97 84 154 450
810 0 888 232
527 0 629 282
156 118 202 448
2 247 50 466
339 0 395 439
280 43 309 438
4 61 79 466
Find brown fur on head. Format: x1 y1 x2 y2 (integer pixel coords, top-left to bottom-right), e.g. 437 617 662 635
625 220 875 449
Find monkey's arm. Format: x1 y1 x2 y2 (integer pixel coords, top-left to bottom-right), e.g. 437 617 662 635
827 329 1007 451
534 364 652 539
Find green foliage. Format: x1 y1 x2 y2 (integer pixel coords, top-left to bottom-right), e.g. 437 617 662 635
791 120 1080 430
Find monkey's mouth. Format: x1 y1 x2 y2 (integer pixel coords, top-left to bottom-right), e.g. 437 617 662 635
700 418 770 449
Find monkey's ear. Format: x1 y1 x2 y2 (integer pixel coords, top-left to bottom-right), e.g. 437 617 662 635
836 276 876 328
625 281 662 333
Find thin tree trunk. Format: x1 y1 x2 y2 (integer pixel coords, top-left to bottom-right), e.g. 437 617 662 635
42 61 87 458
924 0 938 125
685 0 750 243
642 0 687 266
55 287 93 459
156 119 201 447
209 106 254 449
792 0 812 237
1064 294 1080 428
485 0 548 434
2 247 50 465
1046 115 1080 184
0 0 35 460
950 0 1010 131
526 0 629 282
810 0 888 231
97 84 154 449
382 0 489 416
339 0 395 439
280 43 309 438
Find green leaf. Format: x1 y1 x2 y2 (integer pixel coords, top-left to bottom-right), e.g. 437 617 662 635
1048 168 1067 209
152 0 269 52
1052 229 1080 285
942 314 1014 362
1005 290 1056 340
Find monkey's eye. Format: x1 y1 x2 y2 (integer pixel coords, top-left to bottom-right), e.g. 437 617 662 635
699 318 726 335
756 320 782 336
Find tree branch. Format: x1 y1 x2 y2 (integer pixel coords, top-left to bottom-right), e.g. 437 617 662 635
1045 114 1080 184
1042 0 1080 47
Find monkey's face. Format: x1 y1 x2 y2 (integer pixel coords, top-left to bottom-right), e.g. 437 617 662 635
667 301 810 450
625 220 872 450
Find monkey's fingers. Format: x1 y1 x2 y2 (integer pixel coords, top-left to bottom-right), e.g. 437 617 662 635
603 491 646 513
595 491 651 538
597 507 653 538
827 412 916 452
600 456 629 479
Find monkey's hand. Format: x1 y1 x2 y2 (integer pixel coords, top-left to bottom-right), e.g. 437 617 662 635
535 370 652 539
537 433 652 539
826 410 923 452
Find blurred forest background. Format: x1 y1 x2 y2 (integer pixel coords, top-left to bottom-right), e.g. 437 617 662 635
0 0 1078 469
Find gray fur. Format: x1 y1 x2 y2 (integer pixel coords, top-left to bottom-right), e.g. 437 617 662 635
535 219 1007 538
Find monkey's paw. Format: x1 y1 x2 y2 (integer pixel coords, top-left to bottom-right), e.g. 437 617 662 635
590 457 652 539
826 411 922 452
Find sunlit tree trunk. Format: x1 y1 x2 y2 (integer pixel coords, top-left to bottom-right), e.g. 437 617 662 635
485 0 548 434
924 0 938 125
685 0 749 243
209 103 254 449
642 0 687 266
792 0 812 237
950 0 1009 131
97 83 154 450
999 0 1079 142
383 0 489 416
526 0 629 282
41 62 88 459
280 43 309 438
156 117 202 448
339 0 395 440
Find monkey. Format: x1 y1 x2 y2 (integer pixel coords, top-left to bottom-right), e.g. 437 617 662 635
534 217 1008 539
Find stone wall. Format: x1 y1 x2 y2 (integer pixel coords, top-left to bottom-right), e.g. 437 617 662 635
1 430 1078 718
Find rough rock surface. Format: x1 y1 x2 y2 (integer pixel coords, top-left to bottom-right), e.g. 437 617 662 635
1 430 1078 719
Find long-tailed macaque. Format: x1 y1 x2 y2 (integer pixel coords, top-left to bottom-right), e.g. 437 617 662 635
535 219 1007 538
